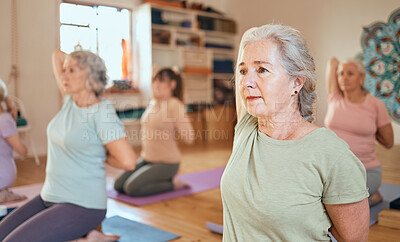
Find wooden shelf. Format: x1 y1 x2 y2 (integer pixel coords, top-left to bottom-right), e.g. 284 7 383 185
207 48 235 55
152 24 195 33
133 3 236 104
213 73 234 80
203 29 236 37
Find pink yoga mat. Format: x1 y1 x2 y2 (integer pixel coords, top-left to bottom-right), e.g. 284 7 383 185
107 167 225 206
5 183 43 208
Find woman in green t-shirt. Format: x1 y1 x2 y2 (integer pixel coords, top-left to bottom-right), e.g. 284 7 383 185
220 24 370 241
0 50 137 241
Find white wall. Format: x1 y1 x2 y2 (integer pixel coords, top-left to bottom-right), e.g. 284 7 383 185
1 0 60 156
222 0 400 144
0 0 399 157
0 0 138 156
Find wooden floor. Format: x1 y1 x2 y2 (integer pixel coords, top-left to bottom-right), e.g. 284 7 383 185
12 141 400 241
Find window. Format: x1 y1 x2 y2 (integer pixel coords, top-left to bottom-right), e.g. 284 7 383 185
59 2 131 85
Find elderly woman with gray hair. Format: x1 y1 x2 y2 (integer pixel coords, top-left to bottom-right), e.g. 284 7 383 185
0 50 137 241
325 57 394 206
220 24 370 241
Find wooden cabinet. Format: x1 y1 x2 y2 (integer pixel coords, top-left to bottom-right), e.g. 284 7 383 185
132 3 236 105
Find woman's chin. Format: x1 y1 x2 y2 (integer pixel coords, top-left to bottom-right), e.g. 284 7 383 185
247 107 267 118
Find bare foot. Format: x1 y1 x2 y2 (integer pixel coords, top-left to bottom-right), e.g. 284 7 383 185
172 177 190 190
74 230 120 242
370 190 383 206
0 189 27 204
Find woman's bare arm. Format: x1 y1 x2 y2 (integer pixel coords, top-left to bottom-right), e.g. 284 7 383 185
4 97 18 121
105 137 137 170
5 134 27 157
52 49 66 97
376 123 394 149
325 198 369 242
326 57 340 95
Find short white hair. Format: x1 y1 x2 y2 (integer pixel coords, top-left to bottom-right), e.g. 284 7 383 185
342 58 366 76
68 51 108 96
0 78 7 102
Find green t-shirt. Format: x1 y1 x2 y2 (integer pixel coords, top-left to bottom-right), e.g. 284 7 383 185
41 95 126 209
220 113 368 241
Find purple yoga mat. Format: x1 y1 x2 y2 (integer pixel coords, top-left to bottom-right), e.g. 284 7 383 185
107 167 225 206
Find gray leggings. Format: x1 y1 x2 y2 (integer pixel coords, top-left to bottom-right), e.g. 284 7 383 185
0 195 106 242
367 166 382 202
114 158 179 197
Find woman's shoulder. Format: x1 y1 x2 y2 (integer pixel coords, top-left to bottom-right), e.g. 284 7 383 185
168 97 186 113
302 128 356 167
0 112 16 133
364 94 389 115
308 127 350 150
327 88 344 102
98 97 113 108
168 97 184 107
235 112 258 132
0 112 12 118
366 93 385 106
92 98 118 119
0 112 13 123
61 94 73 106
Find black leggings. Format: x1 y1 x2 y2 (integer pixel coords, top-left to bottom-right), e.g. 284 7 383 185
114 158 179 197
0 195 106 242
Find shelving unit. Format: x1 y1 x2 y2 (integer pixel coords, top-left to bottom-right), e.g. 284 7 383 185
132 3 236 105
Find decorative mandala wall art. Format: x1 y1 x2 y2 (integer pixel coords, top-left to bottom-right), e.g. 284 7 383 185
360 8 400 123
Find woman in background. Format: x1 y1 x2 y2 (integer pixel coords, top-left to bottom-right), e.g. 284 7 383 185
0 79 27 204
114 68 194 197
325 57 394 206
0 50 136 241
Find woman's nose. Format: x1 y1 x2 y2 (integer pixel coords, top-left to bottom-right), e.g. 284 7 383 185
243 73 256 89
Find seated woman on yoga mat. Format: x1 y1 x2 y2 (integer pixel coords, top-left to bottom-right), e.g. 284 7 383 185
325 57 394 206
0 79 28 204
0 49 137 242
114 68 194 197
220 24 370 241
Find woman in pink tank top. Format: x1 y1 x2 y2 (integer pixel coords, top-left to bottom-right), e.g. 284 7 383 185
324 57 394 206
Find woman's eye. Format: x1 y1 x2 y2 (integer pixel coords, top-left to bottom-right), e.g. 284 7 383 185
257 67 268 73
239 69 247 75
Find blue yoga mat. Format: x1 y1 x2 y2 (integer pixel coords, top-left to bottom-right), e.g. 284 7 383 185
206 222 223 234
369 183 400 225
102 216 180 242
0 208 16 221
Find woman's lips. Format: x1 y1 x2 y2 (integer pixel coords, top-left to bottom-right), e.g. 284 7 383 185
246 96 261 101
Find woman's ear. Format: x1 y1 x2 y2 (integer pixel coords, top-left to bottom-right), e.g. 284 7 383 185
170 80 177 90
360 73 366 85
293 76 305 93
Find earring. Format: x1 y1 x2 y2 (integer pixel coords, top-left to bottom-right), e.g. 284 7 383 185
294 90 298 95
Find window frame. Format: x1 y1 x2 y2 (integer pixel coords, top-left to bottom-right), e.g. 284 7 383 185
56 0 135 85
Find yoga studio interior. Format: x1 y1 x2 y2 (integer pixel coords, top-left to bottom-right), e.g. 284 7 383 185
0 0 399 241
